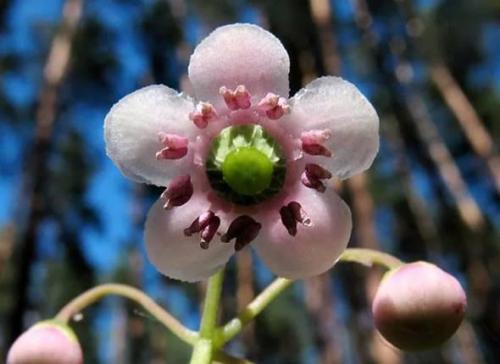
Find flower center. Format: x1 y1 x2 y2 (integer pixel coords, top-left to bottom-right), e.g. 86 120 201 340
205 124 286 205
222 147 273 195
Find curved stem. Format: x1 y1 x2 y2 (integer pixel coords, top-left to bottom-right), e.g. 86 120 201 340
190 269 225 364
217 277 292 345
55 283 198 345
217 248 402 344
339 248 404 270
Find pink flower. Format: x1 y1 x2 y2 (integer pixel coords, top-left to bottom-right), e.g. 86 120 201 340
104 24 379 281
7 321 83 364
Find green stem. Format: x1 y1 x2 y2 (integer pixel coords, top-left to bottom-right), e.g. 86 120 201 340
217 248 402 344
54 283 198 345
339 248 404 270
217 277 292 345
190 269 225 364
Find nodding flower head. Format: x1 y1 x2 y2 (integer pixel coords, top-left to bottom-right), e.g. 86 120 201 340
372 262 467 351
104 24 379 282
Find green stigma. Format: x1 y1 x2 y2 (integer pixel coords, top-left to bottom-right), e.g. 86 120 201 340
205 124 286 205
222 147 274 195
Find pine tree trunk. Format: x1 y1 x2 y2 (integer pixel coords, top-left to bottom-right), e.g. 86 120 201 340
383 120 442 253
308 1 401 362
403 88 485 230
394 0 500 194
350 0 485 231
384 120 485 364
7 0 83 345
429 63 500 193
347 175 402 364
351 0 487 361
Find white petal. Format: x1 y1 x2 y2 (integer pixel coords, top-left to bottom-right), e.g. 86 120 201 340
254 185 352 279
287 76 379 179
104 85 197 186
188 24 290 107
144 195 234 282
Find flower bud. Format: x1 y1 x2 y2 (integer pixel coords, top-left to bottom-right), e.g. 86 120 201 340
372 261 466 351
7 320 83 364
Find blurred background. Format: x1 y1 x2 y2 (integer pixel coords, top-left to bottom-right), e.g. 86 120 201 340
0 0 499 363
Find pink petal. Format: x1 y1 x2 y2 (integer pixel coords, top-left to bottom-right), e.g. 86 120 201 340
286 77 379 179
188 24 289 108
105 85 196 186
254 185 352 279
144 193 234 282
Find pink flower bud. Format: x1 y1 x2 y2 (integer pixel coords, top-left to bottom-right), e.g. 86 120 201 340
7 320 83 364
372 262 466 351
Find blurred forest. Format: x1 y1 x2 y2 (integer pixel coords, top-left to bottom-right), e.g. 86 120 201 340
0 0 499 363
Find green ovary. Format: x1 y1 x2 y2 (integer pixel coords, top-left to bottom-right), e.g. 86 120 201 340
222 147 274 196
205 124 286 205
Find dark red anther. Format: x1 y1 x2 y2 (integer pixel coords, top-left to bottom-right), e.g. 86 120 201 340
184 210 220 249
161 175 193 209
301 143 332 157
301 163 332 192
305 163 332 179
279 205 297 236
221 215 262 251
200 215 220 249
280 201 311 236
288 201 311 226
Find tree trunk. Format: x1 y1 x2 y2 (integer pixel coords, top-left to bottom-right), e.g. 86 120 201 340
309 1 401 362
347 174 401 364
350 0 485 231
394 0 500 194
351 0 487 361
384 119 485 364
382 120 442 254
429 62 500 193
403 88 485 230
7 0 83 345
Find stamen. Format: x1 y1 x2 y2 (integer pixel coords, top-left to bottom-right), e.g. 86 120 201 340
200 215 221 249
279 205 297 236
156 133 189 160
301 163 332 192
280 201 311 236
221 215 262 251
257 93 290 120
189 102 217 128
160 175 193 209
288 201 312 226
184 210 221 249
219 85 251 110
300 129 332 157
